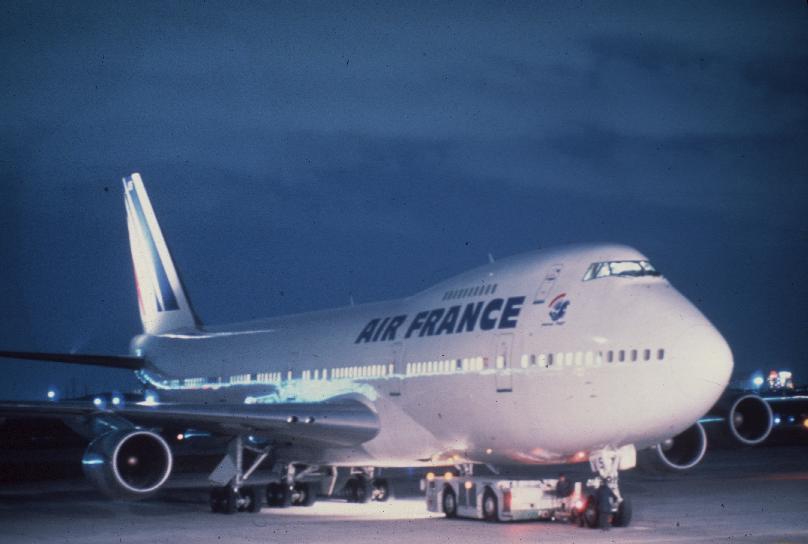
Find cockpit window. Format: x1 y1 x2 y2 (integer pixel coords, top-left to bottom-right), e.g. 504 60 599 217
583 260 661 281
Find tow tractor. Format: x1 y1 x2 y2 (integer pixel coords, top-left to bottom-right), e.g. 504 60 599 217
423 446 635 527
425 473 631 527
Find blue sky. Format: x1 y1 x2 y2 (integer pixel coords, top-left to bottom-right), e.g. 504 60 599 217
1 1 806 398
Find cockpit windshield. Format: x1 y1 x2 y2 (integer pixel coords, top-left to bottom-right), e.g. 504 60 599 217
582 260 661 281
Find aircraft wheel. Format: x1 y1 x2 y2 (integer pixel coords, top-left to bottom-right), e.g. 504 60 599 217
222 486 238 514
238 486 262 513
583 496 599 528
266 482 292 508
371 478 390 502
292 482 317 506
345 478 370 503
612 497 632 527
482 488 499 522
442 486 457 518
209 487 224 513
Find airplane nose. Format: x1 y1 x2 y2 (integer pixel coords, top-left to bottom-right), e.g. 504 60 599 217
671 324 733 404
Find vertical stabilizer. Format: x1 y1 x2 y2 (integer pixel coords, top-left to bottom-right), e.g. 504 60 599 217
123 173 199 334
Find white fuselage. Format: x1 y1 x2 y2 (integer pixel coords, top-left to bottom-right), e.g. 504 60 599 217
132 244 733 467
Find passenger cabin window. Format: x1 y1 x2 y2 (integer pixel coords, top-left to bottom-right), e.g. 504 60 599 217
582 260 661 281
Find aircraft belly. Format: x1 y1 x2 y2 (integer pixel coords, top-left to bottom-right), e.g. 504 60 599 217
387 363 681 462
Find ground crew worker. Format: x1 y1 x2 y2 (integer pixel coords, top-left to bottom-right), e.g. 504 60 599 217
555 473 573 498
596 481 616 530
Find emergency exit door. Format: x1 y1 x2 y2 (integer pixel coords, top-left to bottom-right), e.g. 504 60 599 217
494 333 514 393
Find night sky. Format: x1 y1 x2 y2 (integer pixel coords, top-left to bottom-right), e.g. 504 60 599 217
1 2 806 400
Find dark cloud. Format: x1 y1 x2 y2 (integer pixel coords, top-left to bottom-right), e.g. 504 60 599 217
1 1 806 398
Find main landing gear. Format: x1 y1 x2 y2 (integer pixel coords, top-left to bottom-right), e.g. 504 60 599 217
207 435 333 514
343 468 391 503
208 435 272 514
581 445 635 529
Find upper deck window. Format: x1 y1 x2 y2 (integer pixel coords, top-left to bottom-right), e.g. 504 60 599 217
582 260 661 281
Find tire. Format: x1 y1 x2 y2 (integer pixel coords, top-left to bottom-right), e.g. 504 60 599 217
442 486 457 518
371 478 390 502
209 487 224 513
482 488 499 522
345 478 370 503
583 496 599 528
238 486 262 513
292 483 317 506
222 486 238 515
266 482 291 508
612 497 632 527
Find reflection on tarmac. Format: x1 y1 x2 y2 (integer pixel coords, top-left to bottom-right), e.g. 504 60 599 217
0 447 806 544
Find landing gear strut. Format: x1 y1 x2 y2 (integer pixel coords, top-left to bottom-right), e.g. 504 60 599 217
208 435 271 514
584 445 635 528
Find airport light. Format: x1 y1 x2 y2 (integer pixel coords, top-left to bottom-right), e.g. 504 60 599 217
752 375 764 388
426 472 435 481
46 389 56 400
444 472 454 480
774 416 781 425
111 396 121 406
93 397 103 407
176 433 184 441
803 418 808 430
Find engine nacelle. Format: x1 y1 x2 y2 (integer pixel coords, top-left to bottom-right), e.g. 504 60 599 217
706 393 773 446
638 422 708 472
82 429 173 499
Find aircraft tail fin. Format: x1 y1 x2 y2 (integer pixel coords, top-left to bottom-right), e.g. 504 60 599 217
123 173 200 335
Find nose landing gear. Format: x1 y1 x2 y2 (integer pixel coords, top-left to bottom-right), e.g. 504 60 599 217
584 445 636 529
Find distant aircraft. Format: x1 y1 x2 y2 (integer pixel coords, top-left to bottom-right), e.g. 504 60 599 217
0 173 772 519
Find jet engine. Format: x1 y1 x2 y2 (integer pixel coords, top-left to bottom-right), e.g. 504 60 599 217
82 429 173 499
705 393 773 446
638 422 707 472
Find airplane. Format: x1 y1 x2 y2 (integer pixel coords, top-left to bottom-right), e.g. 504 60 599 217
0 173 773 522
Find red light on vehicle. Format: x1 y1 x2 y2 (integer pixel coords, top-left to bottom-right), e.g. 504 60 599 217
573 498 585 511
503 490 512 513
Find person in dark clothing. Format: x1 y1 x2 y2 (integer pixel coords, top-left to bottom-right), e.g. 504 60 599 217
596 481 616 530
555 473 573 498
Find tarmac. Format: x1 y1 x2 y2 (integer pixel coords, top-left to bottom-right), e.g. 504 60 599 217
0 446 806 544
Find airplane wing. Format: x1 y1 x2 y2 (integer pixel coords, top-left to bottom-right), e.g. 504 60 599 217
0 350 144 370
0 350 379 448
0 398 379 449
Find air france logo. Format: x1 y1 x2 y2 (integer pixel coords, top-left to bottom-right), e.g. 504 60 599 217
355 296 526 344
548 293 570 323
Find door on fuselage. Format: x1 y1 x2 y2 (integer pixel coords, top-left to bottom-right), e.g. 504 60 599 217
534 263 563 304
389 341 404 396
494 333 514 393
